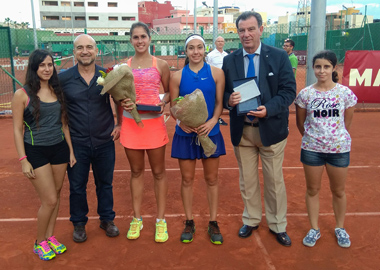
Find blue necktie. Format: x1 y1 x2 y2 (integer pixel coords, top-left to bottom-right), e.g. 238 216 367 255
246 54 256 78
246 54 256 120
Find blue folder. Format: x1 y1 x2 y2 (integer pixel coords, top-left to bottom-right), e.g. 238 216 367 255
233 77 261 116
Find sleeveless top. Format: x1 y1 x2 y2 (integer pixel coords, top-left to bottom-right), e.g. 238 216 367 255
175 62 220 137
22 85 64 146
124 57 161 120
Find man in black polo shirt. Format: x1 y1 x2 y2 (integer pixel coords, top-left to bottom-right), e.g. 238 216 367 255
59 34 121 242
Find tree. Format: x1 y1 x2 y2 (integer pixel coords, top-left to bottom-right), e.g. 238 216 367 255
4 17 11 27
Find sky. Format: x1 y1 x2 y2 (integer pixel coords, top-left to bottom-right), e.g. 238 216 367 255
1 0 379 28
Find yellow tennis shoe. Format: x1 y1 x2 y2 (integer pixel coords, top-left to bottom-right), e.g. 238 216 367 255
155 220 169 243
127 217 143 240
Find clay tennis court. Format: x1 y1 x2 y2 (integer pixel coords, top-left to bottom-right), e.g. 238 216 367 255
0 110 379 269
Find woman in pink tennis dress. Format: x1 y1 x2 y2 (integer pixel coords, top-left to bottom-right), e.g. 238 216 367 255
119 22 171 243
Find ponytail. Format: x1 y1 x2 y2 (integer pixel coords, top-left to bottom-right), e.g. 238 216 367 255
332 70 339 83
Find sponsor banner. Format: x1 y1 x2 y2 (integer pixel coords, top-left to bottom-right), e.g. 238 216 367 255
342 50 380 103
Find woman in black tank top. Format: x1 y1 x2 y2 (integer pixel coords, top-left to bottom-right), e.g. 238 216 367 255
11 49 76 261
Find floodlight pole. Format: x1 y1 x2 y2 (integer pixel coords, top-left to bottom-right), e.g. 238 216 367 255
194 0 197 33
306 0 326 86
213 0 218 45
30 0 38 49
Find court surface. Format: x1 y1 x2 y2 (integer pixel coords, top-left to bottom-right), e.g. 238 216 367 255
0 111 379 270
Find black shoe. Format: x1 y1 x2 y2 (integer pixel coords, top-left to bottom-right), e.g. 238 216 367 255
269 229 291 247
208 221 223 245
238 224 259 238
181 220 195 243
218 118 228 126
100 220 120 237
73 225 87 243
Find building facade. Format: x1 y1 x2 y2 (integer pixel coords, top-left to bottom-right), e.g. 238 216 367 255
39 0 138 35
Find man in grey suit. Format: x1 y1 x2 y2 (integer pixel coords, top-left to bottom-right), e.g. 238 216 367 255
222 11 296 246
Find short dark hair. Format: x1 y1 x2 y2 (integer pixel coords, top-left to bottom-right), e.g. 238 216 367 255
236 11 263 29
130 22 150 38
285 39 295 47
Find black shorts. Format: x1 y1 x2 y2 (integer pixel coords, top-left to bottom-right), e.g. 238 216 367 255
24 140 70 169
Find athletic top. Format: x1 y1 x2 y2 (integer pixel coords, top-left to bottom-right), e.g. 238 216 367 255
22 85 64 146
288 53 298 77
175 62 220 137
294 83 357 153
124 57 161 120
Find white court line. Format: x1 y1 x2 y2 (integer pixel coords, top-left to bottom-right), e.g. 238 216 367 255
254 232 276 270
1 212 380 222
0 165 377 176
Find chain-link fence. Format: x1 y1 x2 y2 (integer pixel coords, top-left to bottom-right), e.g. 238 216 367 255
1 21 379 114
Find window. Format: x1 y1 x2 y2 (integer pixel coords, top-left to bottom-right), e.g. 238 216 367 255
61 1 70 6
75 16 85 21
62 16 72 21
43 16 59 20
89 16 99 21
42 1 58 6
109 16 118 21
110 32 118 36
88 2 98 7
108 2 117 7
74 2 84 7
122 17 136 21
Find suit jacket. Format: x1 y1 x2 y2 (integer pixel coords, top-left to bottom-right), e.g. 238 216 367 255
222 43 296 147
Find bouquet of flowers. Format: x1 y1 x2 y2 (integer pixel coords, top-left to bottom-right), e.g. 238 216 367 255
96 64 143 127
170 89 217 157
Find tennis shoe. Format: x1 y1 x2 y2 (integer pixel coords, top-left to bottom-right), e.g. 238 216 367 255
33 240 56 261
127 217 143 240
155 220 169 243
208 221 223 245
47 235 67 254
335 228 351 248
303 229 321 247
181 220 195 243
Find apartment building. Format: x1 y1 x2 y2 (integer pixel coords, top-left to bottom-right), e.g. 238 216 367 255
39 0 138 35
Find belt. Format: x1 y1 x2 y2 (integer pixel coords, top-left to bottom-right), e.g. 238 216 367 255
244 121 259 127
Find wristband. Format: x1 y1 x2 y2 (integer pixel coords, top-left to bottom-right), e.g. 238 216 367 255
19 156 27 161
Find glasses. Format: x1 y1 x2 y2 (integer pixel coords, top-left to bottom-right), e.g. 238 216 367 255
282 45 290 47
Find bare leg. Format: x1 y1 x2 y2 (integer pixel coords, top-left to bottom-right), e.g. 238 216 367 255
45 163 68 238
326 164 348 228
179 159 196 220
303 164 324 230
147 146 168 220
29 164 58 243
201 158 220 221
124 148 146 218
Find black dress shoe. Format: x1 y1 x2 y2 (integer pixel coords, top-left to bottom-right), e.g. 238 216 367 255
73 225 87 243
100 220 120 237
239 225 259 238
269 229 291 246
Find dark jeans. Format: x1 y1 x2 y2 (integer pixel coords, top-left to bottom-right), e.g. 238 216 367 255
68 140 116 226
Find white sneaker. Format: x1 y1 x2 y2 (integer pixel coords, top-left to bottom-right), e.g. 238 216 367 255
335 228 351 248
303 228 321 247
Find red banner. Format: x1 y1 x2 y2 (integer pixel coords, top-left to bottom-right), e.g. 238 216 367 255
342 50 380 103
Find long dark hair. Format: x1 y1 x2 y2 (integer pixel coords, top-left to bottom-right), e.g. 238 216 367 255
24 49 68 127
312 50 339 83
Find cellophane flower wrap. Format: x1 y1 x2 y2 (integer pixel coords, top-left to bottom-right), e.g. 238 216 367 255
170 89 217 157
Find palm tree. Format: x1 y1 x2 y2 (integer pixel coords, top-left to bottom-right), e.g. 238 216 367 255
21 22 29 29
4 17 11 27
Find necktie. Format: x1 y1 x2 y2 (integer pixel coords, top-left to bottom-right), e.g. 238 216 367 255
246 54 256 78
246 54 256 121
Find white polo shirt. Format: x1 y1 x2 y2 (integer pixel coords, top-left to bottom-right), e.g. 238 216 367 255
206 49 229 69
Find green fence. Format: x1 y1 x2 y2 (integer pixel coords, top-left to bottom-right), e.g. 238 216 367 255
1 21 379 114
